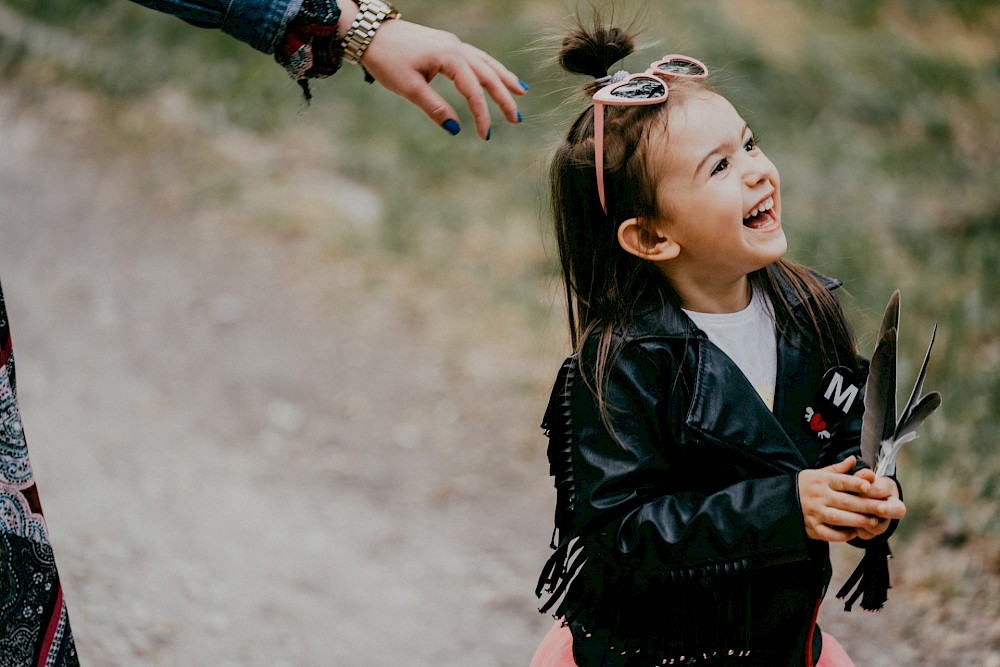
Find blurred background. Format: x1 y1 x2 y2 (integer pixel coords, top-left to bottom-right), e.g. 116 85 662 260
0 0 998 664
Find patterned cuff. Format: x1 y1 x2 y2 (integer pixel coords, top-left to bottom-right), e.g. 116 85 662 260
275 0 343 100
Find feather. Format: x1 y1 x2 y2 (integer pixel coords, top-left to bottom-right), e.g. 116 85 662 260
860 317 897 468
876 391 942 477
895 324 938 439
894 390 942 443
860 292 941 478
861 329 896 468
842 291 940 612
875 291 900 437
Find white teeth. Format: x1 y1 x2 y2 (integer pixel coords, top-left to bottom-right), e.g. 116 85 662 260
744 197 774 220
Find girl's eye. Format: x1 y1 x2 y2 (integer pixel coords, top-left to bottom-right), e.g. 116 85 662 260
744 135 759 152
711 158 729 175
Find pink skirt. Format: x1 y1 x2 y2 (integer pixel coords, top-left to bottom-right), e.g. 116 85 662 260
529 620 856 667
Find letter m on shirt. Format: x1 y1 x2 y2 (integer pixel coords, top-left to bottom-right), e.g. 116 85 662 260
823 372 859 413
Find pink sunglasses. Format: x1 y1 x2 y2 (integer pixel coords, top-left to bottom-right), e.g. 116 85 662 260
593 54 708 213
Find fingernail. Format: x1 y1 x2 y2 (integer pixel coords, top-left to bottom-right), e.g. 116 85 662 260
519 79 530 91
485 128 491 141
516 110 523 124
441 119 461 136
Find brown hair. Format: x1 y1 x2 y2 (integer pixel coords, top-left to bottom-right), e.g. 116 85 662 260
551 21 859 422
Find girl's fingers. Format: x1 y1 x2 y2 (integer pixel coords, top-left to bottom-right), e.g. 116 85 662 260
875 498 907 520
854 468 876 484
830 473 871 496
823 508 882 530
831 494 884 517
868 476 900 500
827 486 903 518
810 524 858 543
826 455 856 474
802 456 906 542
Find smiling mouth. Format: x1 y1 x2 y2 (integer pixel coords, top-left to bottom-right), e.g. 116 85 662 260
743 196 777 229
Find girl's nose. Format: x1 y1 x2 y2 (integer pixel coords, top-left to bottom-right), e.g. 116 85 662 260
743 153 774 186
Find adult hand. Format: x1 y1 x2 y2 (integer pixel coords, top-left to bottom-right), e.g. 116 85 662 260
798 456 905 542
340 2 527 140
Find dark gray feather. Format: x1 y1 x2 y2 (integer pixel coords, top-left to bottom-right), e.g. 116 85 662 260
861 321 897 468
897 323 938 431
894 391 942 443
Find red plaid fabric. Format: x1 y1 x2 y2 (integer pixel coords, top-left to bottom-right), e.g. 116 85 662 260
274 0 343 100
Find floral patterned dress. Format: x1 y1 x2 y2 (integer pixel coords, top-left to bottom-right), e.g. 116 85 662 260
0 284 79 666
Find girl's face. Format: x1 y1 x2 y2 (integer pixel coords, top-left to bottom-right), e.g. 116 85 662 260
652 91 787 290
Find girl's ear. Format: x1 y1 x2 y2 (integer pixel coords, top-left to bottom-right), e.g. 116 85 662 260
617 218 680 262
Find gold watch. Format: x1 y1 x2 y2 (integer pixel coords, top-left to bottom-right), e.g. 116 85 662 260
340 0 401 64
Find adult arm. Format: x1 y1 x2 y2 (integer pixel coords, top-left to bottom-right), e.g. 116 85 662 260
127 0 300 54
126 0 526 139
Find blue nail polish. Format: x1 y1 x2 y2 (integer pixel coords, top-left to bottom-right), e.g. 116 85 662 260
519 79 530 91
485 128 492 141
441 119 461 136
516 110 523 124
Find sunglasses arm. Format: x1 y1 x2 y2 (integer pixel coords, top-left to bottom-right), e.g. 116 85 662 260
594 102 607 213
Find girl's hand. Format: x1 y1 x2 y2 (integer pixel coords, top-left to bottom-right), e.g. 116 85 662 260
798 456 902 542
851 467 906 540
352 14 527 140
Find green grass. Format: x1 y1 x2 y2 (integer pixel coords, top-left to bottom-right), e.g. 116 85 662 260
3 0 1000 539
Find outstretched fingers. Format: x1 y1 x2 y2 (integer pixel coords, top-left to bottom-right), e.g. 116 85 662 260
358 20 526 140
466 46 526 122
389 68 463 134
442 56 494 139
438 46 525 139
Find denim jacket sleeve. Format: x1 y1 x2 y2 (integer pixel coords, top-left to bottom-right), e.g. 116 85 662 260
128 0 311 54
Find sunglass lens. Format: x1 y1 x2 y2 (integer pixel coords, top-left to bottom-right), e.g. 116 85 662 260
658 59 705 76
610 78 666 99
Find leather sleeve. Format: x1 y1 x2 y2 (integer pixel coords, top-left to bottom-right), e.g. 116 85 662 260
570 340 810 572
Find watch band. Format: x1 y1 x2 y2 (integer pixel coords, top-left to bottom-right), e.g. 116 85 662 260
340 0 401 65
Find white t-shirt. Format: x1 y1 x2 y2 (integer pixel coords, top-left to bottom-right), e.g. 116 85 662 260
683 289 778 410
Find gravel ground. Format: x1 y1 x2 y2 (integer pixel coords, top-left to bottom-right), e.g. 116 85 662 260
1 82 997 666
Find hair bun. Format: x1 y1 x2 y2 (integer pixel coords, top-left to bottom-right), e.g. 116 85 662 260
559 26 635 79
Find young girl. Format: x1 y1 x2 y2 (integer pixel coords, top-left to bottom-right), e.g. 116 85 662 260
532 23 905 667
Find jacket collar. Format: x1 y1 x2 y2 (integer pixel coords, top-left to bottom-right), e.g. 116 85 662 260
685 339 809 474
623 264 841 342
623 265 842 473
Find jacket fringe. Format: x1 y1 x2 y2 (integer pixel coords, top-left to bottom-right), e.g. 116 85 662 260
536 356 755 663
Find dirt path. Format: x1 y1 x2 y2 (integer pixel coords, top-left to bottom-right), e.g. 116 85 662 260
0 85 558 665
1 82 997 666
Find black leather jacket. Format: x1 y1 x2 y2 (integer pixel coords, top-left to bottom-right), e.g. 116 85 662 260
537 271 877 666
